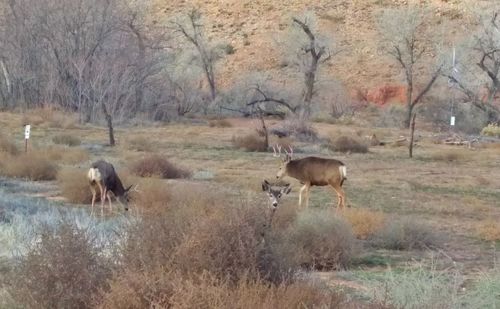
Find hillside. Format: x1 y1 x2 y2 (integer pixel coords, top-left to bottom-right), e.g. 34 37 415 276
153 0 484 96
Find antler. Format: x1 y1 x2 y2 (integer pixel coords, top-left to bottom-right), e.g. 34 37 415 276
272 144 282 158
284 145 293 158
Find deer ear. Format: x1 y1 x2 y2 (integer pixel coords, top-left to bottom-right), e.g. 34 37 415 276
262 180 270 191
125 185 133 192
283 184 292 195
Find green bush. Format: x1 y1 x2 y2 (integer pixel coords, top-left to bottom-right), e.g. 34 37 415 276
52 134 81 146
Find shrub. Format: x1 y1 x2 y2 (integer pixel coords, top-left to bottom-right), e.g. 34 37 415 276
330 135 369 153
0 135 19 155
343 208 386 240
276 210 355 270
6 223 113 309
481 123 500 137
208 118 232 128
43 146 89 165
280 119 319 142
132 178 171 214
476 219 500 241
52 134 81 146
0 152 58 180
57 167 92 204
126 136 153 152
129 154 191 179
371 218 443 250
232 134 268 152
100 270 348 309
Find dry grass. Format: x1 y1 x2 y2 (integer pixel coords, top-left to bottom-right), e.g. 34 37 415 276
481 123 500 137
343 208 386 240
44 145 89 164
0 135 19 155
329 135 369 153
208 118 233 128
23 106 78 129
7 223 113 309
52 134 81 146
476 220 500 241
428 149 468 162
232 134 268 152
129 154 191 179
125 136 154 152
0 151 58 180
132 178 171 214
57 167 92 204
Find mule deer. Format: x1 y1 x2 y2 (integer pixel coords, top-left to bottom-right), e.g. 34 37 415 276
273 145 347 211
261 180 291 226
87 160 132 216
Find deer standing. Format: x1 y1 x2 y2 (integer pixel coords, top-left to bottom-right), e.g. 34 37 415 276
261 180 291 226
87 160 132 216
273 145 347 211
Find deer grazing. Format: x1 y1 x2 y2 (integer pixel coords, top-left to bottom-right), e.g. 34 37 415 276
273 145 347 211
261 180 291 226
87 160 132 216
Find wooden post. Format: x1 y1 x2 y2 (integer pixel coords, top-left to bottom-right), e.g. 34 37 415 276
409 113 417 158
24 124 31 153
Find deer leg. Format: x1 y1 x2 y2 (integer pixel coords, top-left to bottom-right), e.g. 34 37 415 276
107 191 113 214
331 184 346 212
299 184 308 208
90 184 97 216
304 183 311 208
96 182 105 217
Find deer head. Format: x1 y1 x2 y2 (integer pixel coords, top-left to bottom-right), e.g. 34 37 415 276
261 180 291 209
273 144 293 179
117 185 133 211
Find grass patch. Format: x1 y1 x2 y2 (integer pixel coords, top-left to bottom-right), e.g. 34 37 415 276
129 154 191 179
0 135 19 155
481 123 500 137
57 167 92 204
125 136 154 152
52 134 81 146
343 208 386 240
132 178 171 214
208 119 232 128
329 135 368 153
371 218 443 250
232 134 268 152
476 219 500 241
0 152 58 181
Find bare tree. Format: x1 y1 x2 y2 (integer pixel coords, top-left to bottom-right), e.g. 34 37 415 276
445 11 500 123
378 6 442 128
173 9 223 101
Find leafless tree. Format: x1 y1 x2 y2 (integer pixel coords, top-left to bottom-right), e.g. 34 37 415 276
378 6 442 128
173 9 223 101
445 11 500 123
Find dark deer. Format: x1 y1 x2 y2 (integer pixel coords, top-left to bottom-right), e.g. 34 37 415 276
87 160 132 216
261 180 291 226
273 145 347 211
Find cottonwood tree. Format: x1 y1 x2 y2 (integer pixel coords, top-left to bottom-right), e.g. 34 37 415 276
173 10 224 101
378 6 442 128
445 11 500 123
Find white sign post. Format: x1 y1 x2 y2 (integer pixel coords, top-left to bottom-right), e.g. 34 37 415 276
450 116 455 126
24 124 30 153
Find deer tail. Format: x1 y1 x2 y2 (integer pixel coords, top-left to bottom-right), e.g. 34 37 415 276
339 165 347 186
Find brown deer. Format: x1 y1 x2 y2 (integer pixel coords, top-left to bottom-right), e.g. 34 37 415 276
261 180 291 226
273 145 347 211
87 160 132 216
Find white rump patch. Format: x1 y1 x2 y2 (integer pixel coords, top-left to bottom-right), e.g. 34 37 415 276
87 167 102 182
339 165 347 178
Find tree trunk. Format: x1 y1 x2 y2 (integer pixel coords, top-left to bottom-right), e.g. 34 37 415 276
100 102 115 146
409 112 417 158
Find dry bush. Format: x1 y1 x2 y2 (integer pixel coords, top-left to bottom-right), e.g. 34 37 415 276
481 123 500 137
57 167 92 204
125 136 153 152
429 150 467 162
343 208 386 240
329 135 369 153
232 134 268 152
25 106 78 129
52 134 81 146
0 152 58 180
476 220 500 241
129 154 191 179
100 269 348 309
0 135 19 155
132 178 171 214
371 218 443 250
208 119 232 128
280 119 319 142
7 223 113 309
42 145 89 165
275 210 355 270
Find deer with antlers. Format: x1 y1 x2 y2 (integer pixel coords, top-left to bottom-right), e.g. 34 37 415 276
87 160 132 216
273 145 347 211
